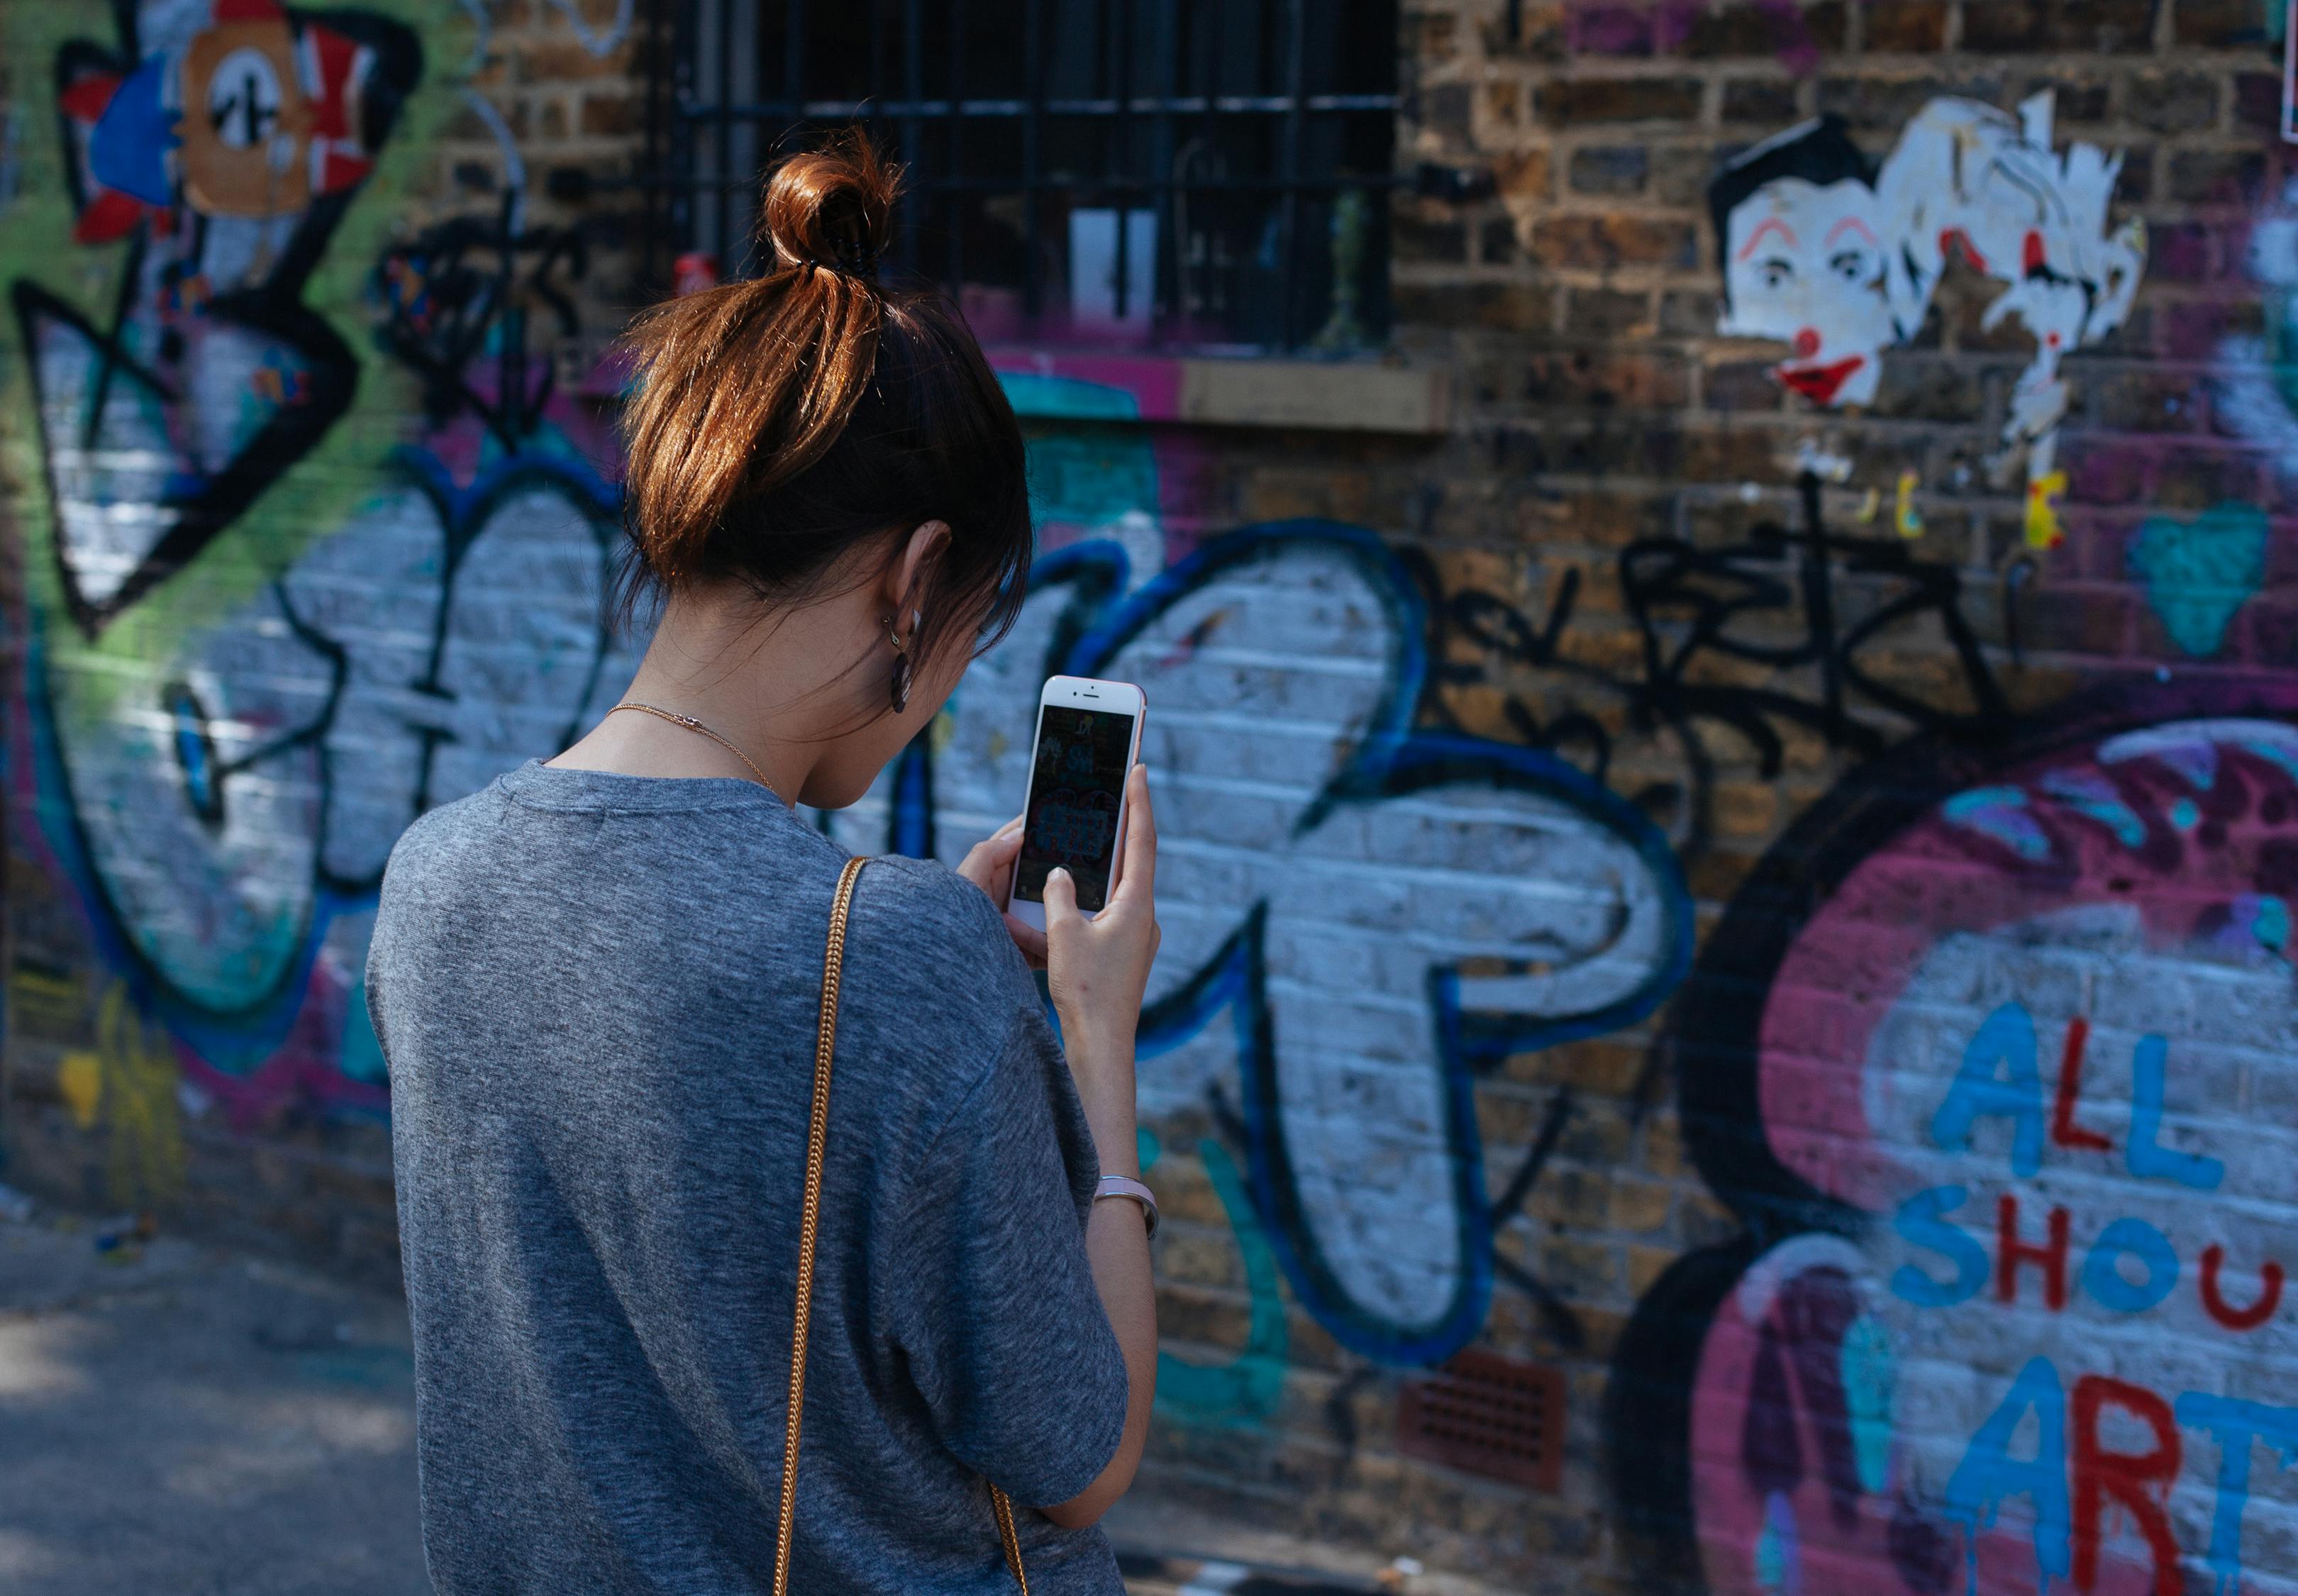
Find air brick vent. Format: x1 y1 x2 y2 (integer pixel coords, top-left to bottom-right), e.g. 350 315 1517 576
1394 1349 1565 1492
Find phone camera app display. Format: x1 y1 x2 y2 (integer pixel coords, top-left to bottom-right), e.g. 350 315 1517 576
1015 706 1134 910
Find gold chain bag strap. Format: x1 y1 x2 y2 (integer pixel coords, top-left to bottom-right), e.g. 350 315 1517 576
775 855 1031 1596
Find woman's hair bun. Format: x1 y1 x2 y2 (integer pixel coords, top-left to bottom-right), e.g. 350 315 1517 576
760 133 899 279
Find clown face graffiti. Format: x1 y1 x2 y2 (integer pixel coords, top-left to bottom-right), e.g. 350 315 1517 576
1719 176 1895 408
1709 101 2146 550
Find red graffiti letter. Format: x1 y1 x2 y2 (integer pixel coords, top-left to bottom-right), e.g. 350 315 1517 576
1997 1195 2070 1310
2050 1017 2111 1151
2199 1245 2285 1331
2071 1375 2181 1596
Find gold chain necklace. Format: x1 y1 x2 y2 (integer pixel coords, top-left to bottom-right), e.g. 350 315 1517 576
606 702 779 795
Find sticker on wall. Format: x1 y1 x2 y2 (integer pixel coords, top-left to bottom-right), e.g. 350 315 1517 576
1711 94 2146 550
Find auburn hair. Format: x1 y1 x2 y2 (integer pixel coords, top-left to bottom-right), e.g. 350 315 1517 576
615 133 1031 677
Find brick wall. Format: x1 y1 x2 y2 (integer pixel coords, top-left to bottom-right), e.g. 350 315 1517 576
4 3 2297 1594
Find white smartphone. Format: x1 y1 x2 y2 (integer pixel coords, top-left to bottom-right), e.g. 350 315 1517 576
1006 675 1147 929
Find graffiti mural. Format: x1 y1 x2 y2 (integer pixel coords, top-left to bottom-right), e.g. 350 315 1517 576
1143 1127 1291 1430
2 0 640 1125
2128 503 2271 660
1713 94 2146 548
826 518 1693 1364
19 0 421 631
1610 682 2298 1596
26 201 627 1091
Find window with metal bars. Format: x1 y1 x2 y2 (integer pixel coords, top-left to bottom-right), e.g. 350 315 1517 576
638 0 1400 353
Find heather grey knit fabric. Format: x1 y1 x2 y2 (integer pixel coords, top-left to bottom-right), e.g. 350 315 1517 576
370 761 1128 1595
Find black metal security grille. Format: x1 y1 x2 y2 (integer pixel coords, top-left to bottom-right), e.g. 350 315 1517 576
638 0 1399 350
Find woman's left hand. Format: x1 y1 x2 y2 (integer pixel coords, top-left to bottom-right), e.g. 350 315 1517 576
956 817 1049 970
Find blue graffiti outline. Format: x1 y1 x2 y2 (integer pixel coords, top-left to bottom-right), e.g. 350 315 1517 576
18 445 621 1080
23 612 336 1075
884 519 1693 1363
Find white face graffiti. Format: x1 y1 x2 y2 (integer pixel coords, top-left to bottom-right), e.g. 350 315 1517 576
1719 177 1894 409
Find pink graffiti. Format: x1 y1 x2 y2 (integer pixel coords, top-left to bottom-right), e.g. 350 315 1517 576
1755 720 2298 1212
175 956 390 1130
1687 704 2298 1596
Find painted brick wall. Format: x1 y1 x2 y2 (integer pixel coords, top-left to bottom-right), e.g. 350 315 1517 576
0 0 648 1268
1372 4 2298 1594
4 4 2297 1595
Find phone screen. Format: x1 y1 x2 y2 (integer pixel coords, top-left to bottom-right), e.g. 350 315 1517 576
1013 704 1136 911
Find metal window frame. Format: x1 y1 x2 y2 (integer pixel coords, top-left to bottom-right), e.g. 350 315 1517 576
638 0 1401 352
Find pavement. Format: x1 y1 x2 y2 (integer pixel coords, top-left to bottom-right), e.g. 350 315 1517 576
0 1207 428 1596
0 1204 1434 1596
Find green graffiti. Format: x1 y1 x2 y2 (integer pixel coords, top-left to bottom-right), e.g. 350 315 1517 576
2128 501 2269 659
1841 1313 1897 1494
0 0 461 724
998 372 1140 421
1022 425 1160 530
1148 1133 1289 1431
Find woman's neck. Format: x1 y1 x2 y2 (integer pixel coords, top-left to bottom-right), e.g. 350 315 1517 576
550 587 876 803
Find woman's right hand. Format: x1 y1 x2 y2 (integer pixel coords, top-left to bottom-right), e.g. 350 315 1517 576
1043 764 1160 1134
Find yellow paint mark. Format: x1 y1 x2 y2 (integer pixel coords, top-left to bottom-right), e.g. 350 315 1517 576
1895 471 1925 540
2025 470 2068 550
13 967 89 1033
57 1051 102 1129
90 985 185 1211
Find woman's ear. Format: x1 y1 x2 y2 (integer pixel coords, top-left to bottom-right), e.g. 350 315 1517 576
884 520 953 623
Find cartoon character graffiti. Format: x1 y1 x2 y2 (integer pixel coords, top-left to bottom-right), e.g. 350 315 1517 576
1611 684 2298 1596
67 0 391 233
1713 95 2146 549
3 0 631 1124
16 0 420 631
1882 94 2144 550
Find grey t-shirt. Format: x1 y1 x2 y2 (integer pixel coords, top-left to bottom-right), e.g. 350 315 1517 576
369 761 1129 1595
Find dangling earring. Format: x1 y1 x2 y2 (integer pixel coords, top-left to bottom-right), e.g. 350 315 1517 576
885 613 915 713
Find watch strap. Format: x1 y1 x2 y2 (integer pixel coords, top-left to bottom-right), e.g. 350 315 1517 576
1094 1174 1160 1238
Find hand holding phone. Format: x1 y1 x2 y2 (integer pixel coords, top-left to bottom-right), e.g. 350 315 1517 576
958 677 1158 1172
955 815 1048 968
1042 760 1160 1080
